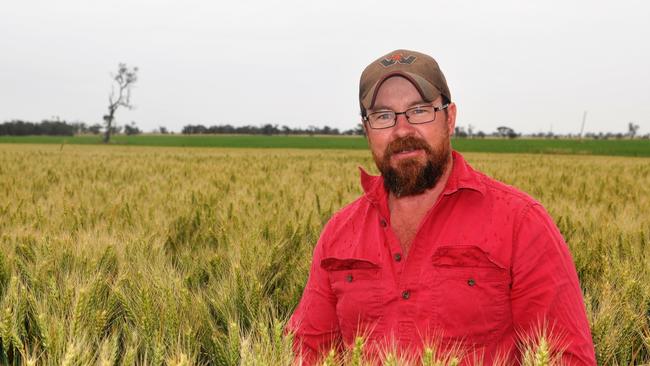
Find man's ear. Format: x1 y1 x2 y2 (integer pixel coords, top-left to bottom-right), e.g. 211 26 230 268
361 119 368 138
446 103 457 136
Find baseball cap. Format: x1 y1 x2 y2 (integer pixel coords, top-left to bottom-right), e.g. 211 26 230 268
359 49 451 116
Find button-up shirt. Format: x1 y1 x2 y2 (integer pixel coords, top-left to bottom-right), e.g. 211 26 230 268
287 151 595 365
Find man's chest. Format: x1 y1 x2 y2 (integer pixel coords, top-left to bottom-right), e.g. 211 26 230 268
387 194 495 257
389 208 428 255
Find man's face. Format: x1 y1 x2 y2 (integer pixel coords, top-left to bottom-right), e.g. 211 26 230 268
364 76 457 197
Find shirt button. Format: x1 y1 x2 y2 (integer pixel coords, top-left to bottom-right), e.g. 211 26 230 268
401 290 410 299
468 278 476 287
394 253 402 262
379 218 387 227
346 274 353 282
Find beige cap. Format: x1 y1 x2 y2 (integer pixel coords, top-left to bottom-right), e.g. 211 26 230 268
359 49 451 116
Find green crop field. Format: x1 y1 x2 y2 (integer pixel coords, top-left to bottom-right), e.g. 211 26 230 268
2 135 650 157
0 144 648 365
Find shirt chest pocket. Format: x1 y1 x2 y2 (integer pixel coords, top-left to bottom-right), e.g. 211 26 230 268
429 245 511 346
320 257 384 339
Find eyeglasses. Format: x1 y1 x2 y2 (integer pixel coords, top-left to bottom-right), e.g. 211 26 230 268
363 103 449 130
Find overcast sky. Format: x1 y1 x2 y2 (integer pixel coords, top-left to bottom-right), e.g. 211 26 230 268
1 0 648 135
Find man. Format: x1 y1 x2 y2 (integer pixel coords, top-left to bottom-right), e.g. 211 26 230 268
288 49 595 365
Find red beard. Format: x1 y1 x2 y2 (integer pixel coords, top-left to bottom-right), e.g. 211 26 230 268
375 135 451 197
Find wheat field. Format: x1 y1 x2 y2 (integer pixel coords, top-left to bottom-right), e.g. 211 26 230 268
0 144 648 365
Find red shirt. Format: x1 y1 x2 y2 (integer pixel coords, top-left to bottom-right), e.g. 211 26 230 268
287 151 596 365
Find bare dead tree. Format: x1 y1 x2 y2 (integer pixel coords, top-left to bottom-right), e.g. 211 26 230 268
103 63 138 143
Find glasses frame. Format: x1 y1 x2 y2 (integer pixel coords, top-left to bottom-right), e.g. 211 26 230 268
363 103 450 130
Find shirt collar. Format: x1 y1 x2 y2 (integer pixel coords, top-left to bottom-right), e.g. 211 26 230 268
359 150 485 204
444 150 486 196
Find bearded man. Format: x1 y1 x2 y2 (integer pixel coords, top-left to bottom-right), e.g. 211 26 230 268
287 50 596 365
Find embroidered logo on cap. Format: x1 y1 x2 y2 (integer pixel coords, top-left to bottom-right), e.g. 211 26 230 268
380 53 417 67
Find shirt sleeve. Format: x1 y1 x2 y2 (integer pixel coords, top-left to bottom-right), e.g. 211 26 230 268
286 221 341 365
510 203 596 365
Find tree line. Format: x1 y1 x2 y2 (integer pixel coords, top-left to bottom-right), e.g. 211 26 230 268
0 120 362 136
0 120 87 136
181 123 363 135
0 120 142 136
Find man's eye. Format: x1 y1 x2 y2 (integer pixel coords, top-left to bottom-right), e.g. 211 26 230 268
411 107 427 114
376 113 393 120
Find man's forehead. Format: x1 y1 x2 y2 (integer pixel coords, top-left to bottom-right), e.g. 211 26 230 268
371 99 429 111
371 76 438 111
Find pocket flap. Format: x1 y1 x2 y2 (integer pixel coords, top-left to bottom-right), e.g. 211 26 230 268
432 245 505 269
320 257 381 271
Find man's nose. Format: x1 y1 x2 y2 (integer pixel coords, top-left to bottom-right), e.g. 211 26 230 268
392 113 416 137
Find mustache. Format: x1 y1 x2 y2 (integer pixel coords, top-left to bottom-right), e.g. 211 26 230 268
385 136 432 156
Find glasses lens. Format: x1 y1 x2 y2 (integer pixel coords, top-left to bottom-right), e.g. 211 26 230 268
406 106 436 124
368 111 396 129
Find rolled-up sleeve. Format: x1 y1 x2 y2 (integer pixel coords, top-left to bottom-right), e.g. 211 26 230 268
510 203 596 365
287 222 341 365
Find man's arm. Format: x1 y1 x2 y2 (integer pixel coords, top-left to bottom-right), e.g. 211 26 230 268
510 203 596 365
287 224 341 365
